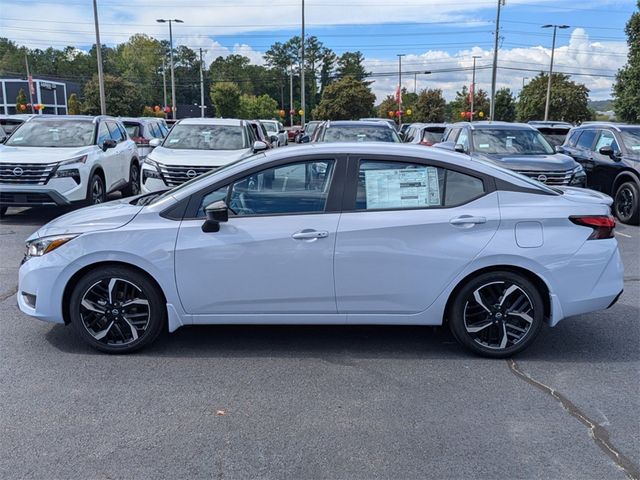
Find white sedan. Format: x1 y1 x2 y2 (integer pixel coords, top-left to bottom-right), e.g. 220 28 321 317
17 144 623 357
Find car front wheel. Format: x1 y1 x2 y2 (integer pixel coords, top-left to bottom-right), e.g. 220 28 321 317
614 181 639 225
69 266 165 353
86 173 106 205
122 162 140 197
449 271 544 358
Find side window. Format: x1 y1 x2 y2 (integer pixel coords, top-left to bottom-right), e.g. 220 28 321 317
576 129 597 150
457 129 469 149
356 160 485 210
566 130 581 147
594 130 620 153
97 122 110 147
197 160 335 217
446 127 460 142
106 121 124 142
198 185 229 218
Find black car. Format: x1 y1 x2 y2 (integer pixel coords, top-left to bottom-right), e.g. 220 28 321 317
436 122 586 187
528 121 573 147
561 123 640 224
312 120 402 143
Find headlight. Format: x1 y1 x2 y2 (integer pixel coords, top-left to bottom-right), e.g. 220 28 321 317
142 158 164 182
143 158 160 169
23 235 78 263
58 155 87 166
570 164 587 186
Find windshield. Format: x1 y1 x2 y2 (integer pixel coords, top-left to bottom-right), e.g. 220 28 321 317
473 129 554 155
473 157 560 195
163 124 248 150
620 127 640 153
262 121 278 133
6 120 94 147
323 125 400 143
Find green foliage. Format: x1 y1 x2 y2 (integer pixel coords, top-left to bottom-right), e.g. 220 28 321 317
81 74 144 116
448 86 490 121
494 88 517 122
377 95 397 122
15 88 27 111
117 34 164 107
313 76 375 120
141 106 166 118
613 1 640 122
67 93 80 115
413 88 447 123
210 82 241 118
517 73 592 123
337 51 369 81
239 94 279 119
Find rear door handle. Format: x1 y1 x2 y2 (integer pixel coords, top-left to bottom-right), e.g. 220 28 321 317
292 229 329 240
450 215 487 226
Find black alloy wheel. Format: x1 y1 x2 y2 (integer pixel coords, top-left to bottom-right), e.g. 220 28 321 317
449 271 544 358
614 181 639 225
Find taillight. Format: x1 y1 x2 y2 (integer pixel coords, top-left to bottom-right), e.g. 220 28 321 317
419 141 434 146
570 215 616 239
133 137 149 145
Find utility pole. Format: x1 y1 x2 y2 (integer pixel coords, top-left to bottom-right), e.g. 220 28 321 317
300 0 306 126
397 54 405 126
157 18 183 120
92 0 106 115
522 77 528 89
471 55 481 122
289 63 294 127
542 24 569 121
199 48 205 118
24 54 35 114
414 72 417 94
490 0 505 121
162 58 167 108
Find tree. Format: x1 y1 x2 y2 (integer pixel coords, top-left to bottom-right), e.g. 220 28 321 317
239 94 278 119
494 88 517 122
613 1 640 122
15 88 27 112
413 88 447 123
448 86 490 121
210 82 241 118
313 76 375 120
82 74 144 116
377 95 397 120
517 73 592 123
117 34 164 107
67 93 81 115
337 51 369 81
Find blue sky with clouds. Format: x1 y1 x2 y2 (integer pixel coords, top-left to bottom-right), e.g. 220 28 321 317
0 0 634 101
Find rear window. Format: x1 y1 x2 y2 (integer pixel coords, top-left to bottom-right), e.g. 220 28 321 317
323 126 400 143
422 129 444 144
124 123 141 138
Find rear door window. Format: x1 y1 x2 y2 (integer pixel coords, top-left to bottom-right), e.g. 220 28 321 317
576 129 597 151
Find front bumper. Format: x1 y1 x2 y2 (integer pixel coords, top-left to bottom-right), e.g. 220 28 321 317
0 178 85 206
18 252 68 324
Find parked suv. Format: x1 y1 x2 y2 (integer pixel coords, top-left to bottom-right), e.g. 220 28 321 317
141 118 267 193
436 122 586 187
260 120 287 146
119 117 168 159
561 123 640 224
404 123 447 146
0 115 140 217
313 120 402 143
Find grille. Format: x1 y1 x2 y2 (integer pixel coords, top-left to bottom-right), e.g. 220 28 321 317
158 164 215 187
516 169 573 186
0 192 57 205
0 163 57 185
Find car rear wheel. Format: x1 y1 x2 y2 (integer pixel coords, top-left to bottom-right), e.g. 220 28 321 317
69 266 165 353
122 162 140 197
86 173 106 206
449 271 544 358
614 181 639 225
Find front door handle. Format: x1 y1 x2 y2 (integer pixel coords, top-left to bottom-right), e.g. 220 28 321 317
292 229 329 240
450 215 487 226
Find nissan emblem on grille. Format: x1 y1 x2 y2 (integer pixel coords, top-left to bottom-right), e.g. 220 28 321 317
12 167 24 176
537 174 548 183
186 169 197 178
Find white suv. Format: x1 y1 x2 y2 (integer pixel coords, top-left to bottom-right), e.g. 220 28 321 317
0 115 140 217
141 118 265 193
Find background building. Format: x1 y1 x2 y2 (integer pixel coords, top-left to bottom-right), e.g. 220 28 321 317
0 75 81 115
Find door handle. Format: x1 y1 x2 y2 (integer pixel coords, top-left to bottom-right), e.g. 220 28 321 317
292 229 329 240
449 215 487 226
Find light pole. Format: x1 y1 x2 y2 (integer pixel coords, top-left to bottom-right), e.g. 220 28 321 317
542 24 569 121
522 76 528 89
397 54 405 126
471 55 481 122
413 71 431 94
157 18 183 120
92 0 106 115
300 0 306 126
198 48 206 118
490 0 505 121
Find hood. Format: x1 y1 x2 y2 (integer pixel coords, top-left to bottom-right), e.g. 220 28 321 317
0 145 97 164
556 186 613 206
473 152 576 171
148 146 252 167
31 198 144 240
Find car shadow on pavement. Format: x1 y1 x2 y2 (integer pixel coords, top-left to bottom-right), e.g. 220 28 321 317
0 206 75 226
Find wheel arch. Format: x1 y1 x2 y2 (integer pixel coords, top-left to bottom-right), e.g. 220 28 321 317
443 264 551 325
61 260 167 325
612 169 640 194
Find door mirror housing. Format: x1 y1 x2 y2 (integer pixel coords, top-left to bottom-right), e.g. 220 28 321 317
454 143 467 154
598 145 619 159
202 201 229 233
300 134 310 144
270 134 279 144
253 140 268 153
102 139 117 151
149 138 162 148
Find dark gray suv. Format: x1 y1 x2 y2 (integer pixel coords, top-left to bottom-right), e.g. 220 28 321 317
436 122 586 187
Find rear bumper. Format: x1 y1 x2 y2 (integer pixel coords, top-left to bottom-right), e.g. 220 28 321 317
0 185 71 206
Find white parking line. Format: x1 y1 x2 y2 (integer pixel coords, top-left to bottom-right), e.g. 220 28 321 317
615 231 633 238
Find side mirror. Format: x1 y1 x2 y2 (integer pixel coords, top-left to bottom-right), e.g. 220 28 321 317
202 200 229 233
102 139 117 151
598 145 618 159
300 135 310 144
253 140 268 153
398 132 406 141
270 135 279 144
454 143 466 154
555 145 566 154
149 138 162 148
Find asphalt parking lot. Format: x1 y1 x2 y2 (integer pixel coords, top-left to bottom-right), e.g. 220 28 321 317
0 206 638 480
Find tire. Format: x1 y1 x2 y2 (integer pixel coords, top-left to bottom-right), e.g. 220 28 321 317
613 181 640 225
448 271 544 358
0 206 7 218
69 266 166 353
86 173 106 206
122 162 141 198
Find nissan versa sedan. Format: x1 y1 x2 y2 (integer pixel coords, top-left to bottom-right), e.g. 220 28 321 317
18 144 623 357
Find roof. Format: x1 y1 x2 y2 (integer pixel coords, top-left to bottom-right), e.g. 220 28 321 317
177 117 244 126
527 120 573 127
451 121 537 131
572 122 636 132
327 120 394 128
119 117 166 124
25 114 116 123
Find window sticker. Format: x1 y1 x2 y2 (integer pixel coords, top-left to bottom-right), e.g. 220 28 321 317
478 143 490 149
169 138 180 143
364 167 440 209
632 145 640 151
506 136 515 148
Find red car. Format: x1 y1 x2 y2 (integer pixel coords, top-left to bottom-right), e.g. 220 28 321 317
286 125 301 142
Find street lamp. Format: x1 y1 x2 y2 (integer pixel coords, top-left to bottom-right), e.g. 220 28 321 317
397 54 405 126
92 0 106 115
413 71 431 94
471 55 481 122
542 24 569 121
522 76 528 89
157 18 184 120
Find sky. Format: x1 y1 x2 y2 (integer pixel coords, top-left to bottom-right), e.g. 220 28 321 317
0 0 634 102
